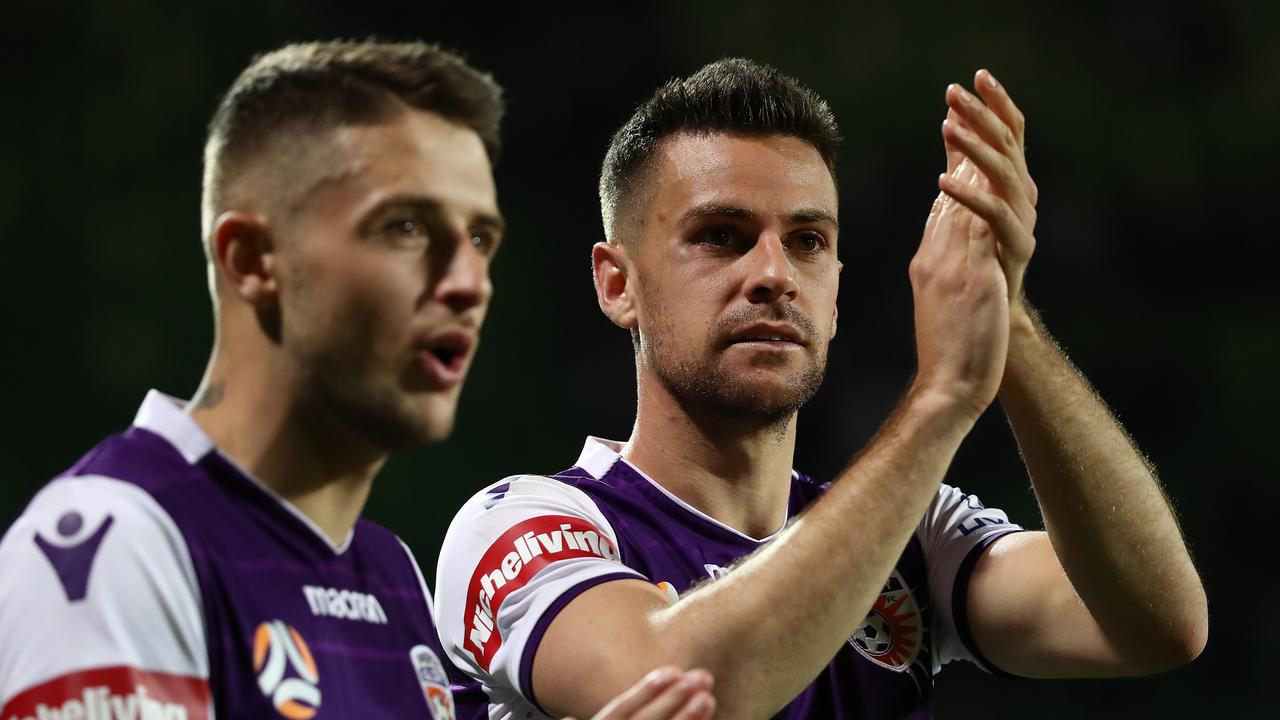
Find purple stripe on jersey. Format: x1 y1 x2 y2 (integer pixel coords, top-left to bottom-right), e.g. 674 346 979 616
950 529 1026 679
519 571 643 715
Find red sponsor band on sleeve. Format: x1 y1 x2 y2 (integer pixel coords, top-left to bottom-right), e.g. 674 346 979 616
463 514 621 671
2 665 210 720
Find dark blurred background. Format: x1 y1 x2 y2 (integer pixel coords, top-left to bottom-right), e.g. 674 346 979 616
3 0 1275 716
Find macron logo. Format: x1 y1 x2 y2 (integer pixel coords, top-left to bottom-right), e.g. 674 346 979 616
463 515 620 670
302 585 388 624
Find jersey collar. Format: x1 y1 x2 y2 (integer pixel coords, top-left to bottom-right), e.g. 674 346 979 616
132 389 355 555
132 389 215 464
575 436 791 544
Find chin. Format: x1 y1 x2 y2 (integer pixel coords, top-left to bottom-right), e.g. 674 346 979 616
399 396 461 447
332 391 459 452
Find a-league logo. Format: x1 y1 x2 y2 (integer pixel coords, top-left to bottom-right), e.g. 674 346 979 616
253 620 321 719
410 645 455 720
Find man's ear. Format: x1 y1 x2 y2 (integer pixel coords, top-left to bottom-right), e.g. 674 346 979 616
592 241 638 330
212 211 278 307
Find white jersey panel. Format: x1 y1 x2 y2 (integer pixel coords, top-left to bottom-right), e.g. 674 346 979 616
435 475 644 716
915 482 1022 672
0 474 208 706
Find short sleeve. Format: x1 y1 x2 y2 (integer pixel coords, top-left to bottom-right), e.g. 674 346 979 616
0 475 212 717
916 483 1023 673
434 476 644 712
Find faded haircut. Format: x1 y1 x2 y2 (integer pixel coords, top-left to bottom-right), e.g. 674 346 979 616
598 58 841 243
201 40 504 244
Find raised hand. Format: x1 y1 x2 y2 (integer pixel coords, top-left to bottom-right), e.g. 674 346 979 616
909 152 1011 418
937 69 1039 314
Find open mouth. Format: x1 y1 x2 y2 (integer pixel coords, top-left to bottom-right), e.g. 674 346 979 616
426 345 465 371
416 331 475 382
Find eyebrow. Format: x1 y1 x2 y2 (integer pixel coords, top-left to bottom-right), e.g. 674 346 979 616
680 202 839 231
364 194 506 233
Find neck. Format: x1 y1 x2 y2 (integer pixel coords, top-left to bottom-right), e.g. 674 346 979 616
622 369 797 539
188 342 384 549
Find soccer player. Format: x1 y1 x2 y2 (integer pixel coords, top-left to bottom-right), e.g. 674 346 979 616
434 59 1209 718
0 42 713 720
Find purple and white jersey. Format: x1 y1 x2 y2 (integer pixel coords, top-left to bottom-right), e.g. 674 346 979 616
0 391 481 720
436 437 1022 719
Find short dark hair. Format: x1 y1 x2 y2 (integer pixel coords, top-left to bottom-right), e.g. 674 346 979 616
202 40 504 238
599 58 840 240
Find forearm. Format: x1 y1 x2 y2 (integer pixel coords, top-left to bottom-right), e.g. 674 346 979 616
999 307 1207 667
651 388 976 717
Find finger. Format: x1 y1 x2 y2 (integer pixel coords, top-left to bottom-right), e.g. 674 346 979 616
681 668 713 693
973 69 1028 151
670 691 715 720
947 79 1037 207
965 168 997 263
941 120 1035 227
626 674 708 720
939 160 979 269
591 667 681 718
922 138 969 243
944 108 965 174
922 157 975 258
938 176 1035 268
946 83 1021 160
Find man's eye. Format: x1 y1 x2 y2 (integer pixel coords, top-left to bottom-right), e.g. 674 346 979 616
384 218 429 244
788 231 825 253
470 231 500 256
695 227 736 246
388 219 420 235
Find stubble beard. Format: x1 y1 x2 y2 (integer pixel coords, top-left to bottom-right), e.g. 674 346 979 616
301 343 456 452
641 306 828 430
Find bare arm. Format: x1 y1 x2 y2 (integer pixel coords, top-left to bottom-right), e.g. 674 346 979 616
536 392 977 719
936 69 1208 677
966 310 1208 675
536 154 1017 718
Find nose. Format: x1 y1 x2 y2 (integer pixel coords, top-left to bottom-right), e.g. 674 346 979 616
433 235 492 313
744 233 798 304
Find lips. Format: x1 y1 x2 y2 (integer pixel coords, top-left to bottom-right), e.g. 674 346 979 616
726 322 806 347
415 330 476 386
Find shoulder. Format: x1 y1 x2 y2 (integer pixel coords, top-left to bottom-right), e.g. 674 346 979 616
63 426 201 498
445 474 614 534
5 472 195 571
918 482 1019 542
434 474 644 679
0 473 206 707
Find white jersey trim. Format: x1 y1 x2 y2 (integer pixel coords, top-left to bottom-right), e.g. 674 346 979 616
915 482 1023 673
397 536 436 621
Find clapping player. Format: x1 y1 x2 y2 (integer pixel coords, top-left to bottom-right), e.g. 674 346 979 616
434 60 1208 718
